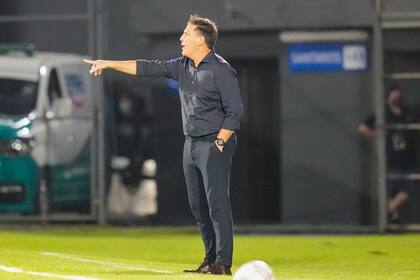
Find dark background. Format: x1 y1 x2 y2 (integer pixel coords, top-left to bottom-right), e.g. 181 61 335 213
1 0 420 226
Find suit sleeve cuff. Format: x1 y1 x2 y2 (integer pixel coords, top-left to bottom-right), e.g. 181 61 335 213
221 119 240 131
136 60 147 76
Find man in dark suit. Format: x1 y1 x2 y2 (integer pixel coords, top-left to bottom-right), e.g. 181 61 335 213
84 14 243 275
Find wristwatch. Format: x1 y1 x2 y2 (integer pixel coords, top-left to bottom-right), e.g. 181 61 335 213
215 138 226 146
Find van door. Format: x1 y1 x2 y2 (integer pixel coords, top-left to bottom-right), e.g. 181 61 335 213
49 63 92 209
60 63 93 158
46 68 77 165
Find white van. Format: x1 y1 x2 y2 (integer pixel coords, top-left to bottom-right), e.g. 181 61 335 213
0 47 95 214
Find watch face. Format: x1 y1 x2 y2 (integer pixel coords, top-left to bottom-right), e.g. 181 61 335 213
216 138 225 146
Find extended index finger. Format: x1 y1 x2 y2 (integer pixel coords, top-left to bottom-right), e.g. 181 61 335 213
83 59 96 64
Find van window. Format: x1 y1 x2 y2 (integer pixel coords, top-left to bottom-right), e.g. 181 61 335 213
65 73 86 108
0 78 38 115
48 69 62 105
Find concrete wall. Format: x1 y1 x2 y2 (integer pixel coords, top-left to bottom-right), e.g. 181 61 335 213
280 39 375 224
130 0 373 33
0 0 88 54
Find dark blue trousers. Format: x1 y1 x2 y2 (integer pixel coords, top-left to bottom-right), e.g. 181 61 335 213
183 133 237 267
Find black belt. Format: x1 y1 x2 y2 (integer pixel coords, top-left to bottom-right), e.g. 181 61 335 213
186 132 218 142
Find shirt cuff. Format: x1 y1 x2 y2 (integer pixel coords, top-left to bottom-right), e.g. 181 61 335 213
221 118 241 131
136 60 148 76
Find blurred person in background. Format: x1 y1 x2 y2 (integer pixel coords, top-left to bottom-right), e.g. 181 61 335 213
84 14 243 275
116 92 152 185
358 86 414 223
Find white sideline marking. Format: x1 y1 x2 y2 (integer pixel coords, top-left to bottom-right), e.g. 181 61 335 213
394 270 420 276
42 252 173 274
0 264 98 280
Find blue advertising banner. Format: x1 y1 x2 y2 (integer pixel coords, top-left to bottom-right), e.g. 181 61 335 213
288 43 368 73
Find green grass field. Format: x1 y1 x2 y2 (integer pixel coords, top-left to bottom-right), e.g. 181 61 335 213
0 226 419 279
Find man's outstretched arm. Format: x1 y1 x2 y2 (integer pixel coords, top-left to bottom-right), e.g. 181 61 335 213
84 59 137 76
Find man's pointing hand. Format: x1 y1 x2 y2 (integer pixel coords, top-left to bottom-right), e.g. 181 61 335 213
84 59 108 76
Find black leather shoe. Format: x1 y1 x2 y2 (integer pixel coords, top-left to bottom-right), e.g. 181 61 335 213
208 263 232 275
183 261 211 274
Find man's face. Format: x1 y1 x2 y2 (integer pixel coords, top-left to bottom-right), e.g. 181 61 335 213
387 89 402 107
180 23 203 58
